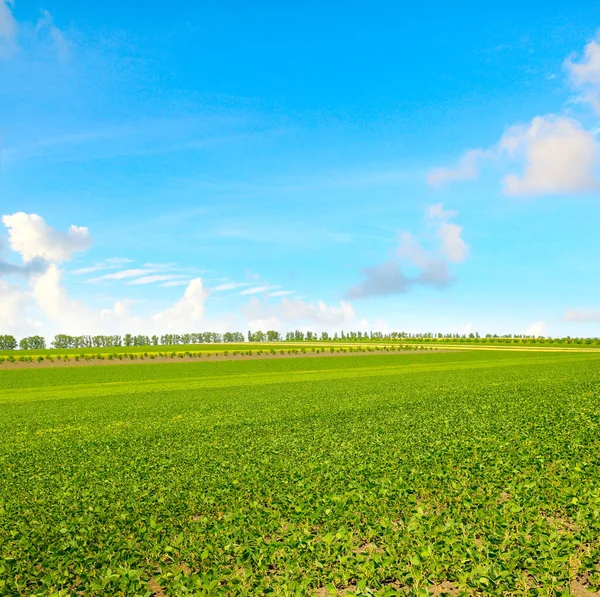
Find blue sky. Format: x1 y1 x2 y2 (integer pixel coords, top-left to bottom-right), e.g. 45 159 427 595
1 0 600 338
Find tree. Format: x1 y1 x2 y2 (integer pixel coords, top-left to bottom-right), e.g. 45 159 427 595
0 335 17 350
52 334 74 349
19 335 46 350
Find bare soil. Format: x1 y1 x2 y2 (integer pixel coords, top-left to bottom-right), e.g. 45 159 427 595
0 349 445 370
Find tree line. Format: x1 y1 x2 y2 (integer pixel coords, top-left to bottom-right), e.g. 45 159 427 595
1 330 599 351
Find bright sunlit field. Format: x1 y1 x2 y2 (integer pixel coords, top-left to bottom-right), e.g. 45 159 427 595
1 350 600 596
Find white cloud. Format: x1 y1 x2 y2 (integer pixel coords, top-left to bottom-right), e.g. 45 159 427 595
564 35 600 112
427 203 458 220
72 264 111 276
36 9 68 61
525 321 547 336
438 222 468 262
269 290 294 297
0 280 32 335
212 281 251 292
281 299 355 325
566 37 600 86
427 149 489 187
240 285 276 296
0 0 16 42
2 212 91 263
128 274 189 285
428 115 600 196
499 115 599 195
0 211 362 337
152 278 210 332
564 309 600 322
346 204 467 298
245 296 356 331
32 265 96 334
72 258 135 276
429 35 600 197
29 264 214 336
87 268 157 283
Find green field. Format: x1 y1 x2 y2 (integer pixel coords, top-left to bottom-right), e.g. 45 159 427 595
1 351 600 595
1 340 598 363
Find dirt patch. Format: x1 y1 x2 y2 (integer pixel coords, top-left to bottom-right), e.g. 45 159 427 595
148 578 165 597
570 580 600 597
498 491 511 503
545 513 578 533
429 581 460 595
353 542 384 555
0 349 447 370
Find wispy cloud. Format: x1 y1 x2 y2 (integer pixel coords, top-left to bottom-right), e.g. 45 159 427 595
72 257 135 276
87 268 158 283
268 290 294 297
564 309 600 322
240 285 280 296
212 281 252 292
129 274 190 285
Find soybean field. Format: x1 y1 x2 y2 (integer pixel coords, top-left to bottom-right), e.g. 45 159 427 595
1 350 599 596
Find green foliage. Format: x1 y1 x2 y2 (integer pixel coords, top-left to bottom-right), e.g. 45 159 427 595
18 335 46 350
1 352 600 595
0 335 17 350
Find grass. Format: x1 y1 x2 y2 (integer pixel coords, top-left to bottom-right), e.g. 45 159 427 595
1 351 599 595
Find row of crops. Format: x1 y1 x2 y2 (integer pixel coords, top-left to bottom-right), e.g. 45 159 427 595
1 350 599 594
0 344 436 365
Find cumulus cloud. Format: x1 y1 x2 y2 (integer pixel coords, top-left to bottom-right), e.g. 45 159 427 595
438 222 468 262
429 36 600 197
346 260 412 299
427 203 458 220
28 264 213 336
346 204 468 299
525 321 547 336
564 309 600 322
428 115 600 196
31 264 95 334
152 278 210 332
2 212 91 263
564 34 600 112
244 297 356 330
0 280 30 334
427 149 489 187
499 116 599 195
0 211 364 338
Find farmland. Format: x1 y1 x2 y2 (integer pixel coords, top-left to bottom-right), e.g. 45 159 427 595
1 350 600 595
